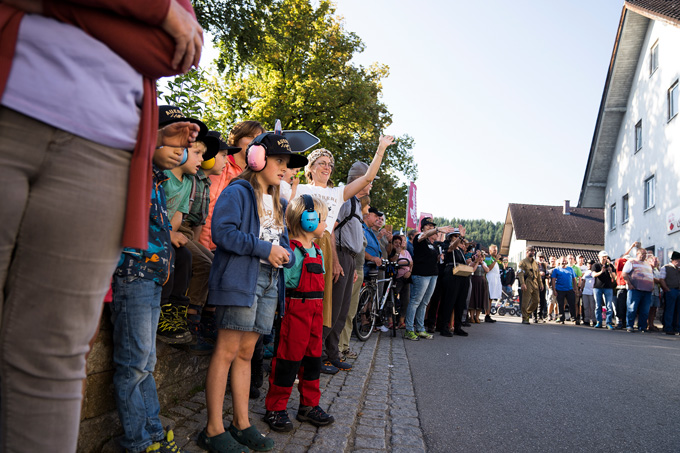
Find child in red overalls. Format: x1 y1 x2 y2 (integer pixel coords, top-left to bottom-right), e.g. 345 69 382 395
264 194 335 431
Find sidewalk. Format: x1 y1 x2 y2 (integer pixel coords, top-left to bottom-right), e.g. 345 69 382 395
102 332 426 452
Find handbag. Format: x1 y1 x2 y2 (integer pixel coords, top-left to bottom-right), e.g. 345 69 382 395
452 250 474 277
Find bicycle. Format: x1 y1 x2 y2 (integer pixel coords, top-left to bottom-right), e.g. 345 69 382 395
354 258 411 341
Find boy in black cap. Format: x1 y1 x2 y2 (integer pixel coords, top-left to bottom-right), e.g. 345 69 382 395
110 107 201 452
179 131 240 354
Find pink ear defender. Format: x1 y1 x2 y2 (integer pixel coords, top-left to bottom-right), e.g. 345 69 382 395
246 144 267 171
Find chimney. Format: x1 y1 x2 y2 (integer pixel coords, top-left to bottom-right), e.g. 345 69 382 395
563 200 571 215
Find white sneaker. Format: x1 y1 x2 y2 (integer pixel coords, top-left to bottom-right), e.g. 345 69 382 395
379 325 389 332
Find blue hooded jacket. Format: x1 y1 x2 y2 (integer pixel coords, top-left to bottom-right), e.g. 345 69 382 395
208 179 294 311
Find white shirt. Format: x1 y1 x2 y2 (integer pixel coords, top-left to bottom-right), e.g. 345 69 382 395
259 194 283 264
294 184 345 234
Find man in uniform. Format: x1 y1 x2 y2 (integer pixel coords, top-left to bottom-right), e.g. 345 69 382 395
518 246 543 324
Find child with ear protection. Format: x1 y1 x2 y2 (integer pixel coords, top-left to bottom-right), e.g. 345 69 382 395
263 194 335 432
200 133 308 452
177 131 241 354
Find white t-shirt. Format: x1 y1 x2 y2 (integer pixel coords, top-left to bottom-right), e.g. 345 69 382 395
582 270 595 295
279 180 292 201
294 184 345 234
259 194 283 264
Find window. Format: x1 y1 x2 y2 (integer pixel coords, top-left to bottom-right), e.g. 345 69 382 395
650 41 659 75
669 81 679 120
635 120 642 152
622 194 629 223
610 203 617 230
644 175 655 210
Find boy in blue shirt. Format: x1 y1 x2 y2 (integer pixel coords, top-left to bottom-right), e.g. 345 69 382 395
110 109 200 453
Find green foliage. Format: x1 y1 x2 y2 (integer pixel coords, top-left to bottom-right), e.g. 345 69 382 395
164 0 418 229
192 0 275 74
432 217 504 251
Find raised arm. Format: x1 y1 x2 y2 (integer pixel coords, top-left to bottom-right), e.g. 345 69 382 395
342 135 394 201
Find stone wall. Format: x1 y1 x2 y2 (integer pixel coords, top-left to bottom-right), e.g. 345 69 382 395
77 306 211 452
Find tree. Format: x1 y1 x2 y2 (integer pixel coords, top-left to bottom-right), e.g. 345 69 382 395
161 0 418 229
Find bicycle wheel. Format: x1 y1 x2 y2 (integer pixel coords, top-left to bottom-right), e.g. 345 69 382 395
354 286 376 341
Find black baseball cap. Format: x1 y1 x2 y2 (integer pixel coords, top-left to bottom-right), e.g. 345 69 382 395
368 207 384 217
254 133 308 168
158 105 208 141
205 130 240 157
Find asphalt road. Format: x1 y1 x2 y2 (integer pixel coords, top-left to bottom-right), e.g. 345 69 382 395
405 315 680 453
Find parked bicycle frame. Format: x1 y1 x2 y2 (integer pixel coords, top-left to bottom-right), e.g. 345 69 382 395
354 258 411 341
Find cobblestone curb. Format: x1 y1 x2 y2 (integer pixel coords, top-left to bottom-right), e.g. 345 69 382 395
347 333 427 453
102 331 426 452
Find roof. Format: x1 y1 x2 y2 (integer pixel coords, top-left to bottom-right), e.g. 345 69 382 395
626 0 680 26
506 203 604 245
579 1 680 208
533 246 600 263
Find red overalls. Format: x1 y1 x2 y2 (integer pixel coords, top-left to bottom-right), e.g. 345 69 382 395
265 240 325 410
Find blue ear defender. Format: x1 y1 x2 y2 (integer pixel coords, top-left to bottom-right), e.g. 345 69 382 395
179 147 188 165
301 194 319 232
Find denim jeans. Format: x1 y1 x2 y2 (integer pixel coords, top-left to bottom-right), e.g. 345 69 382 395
663 289 680 333
111 275 164 452
593 288 615 325
406 275 438 332
626 289 652 331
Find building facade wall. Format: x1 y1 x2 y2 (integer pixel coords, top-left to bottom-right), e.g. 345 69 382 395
604 18 680 264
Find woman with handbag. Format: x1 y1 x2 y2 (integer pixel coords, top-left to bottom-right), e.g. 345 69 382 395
436 228 475 337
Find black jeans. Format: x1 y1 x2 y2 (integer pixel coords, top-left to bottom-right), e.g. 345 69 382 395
437 269 470 331
556 289 575 321
161 245 192 308
616 288 628 327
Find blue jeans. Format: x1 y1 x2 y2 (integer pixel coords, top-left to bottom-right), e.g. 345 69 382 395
663 289 680 333
406 275 438 332
593 288 615 325
626 289 652 331
111 275 164 452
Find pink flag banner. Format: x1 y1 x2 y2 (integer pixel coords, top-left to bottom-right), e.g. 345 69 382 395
419 212 433 227
406 182 419 229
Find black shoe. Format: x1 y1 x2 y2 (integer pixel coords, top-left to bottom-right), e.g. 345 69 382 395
264 410 293 432
296 405 335 427
462 321 472 327
440 329 454 337
453 329 469 337
485 315 496 323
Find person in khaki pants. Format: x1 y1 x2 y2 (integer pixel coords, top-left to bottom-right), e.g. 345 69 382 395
518 246 543 324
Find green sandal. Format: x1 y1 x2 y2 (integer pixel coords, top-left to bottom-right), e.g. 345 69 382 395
227 424 274 451
197 429 247 453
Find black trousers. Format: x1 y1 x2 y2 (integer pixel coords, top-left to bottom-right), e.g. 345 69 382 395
437 269 471 331
425 266 447 328
161 245 192 307
556 289 575 321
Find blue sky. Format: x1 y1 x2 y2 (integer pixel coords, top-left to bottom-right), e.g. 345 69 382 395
331 0 624 222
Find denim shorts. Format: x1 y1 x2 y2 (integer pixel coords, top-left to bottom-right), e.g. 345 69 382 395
215 264 279 334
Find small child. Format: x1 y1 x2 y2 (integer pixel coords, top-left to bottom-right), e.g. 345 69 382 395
199 133 308 452
110 109 200 452
264 194 335 431
180 130 239 354
157 111 207 344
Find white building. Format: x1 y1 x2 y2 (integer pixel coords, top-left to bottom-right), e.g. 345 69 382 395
579 0 680 264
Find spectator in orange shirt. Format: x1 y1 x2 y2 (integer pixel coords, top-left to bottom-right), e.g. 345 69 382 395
199 121 265 250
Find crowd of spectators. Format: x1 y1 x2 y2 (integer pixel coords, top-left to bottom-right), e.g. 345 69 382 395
2 2 679 450
514 244 680 335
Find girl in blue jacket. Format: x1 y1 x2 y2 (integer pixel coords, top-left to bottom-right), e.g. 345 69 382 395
199 133 308 452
